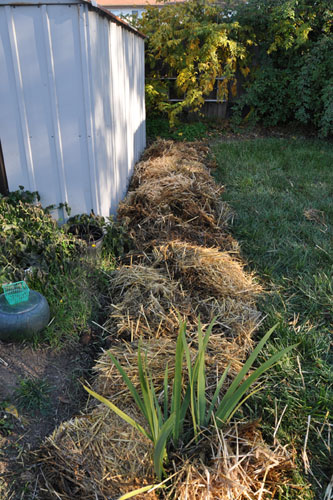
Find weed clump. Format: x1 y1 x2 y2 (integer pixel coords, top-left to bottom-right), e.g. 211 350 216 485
0 190 83 283
15 378 53 415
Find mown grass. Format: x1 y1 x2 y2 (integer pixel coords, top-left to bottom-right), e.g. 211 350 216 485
212 137 333 499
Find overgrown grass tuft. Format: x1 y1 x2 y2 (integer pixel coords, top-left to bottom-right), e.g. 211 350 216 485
15 377 53 415
27 262 111 348
212 137 333 499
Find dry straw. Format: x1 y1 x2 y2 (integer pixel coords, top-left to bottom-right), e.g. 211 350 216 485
167 422 295 500
36 409 294 500
152 240 260 301
36 406 157 500
118 139 237 250
104 241 261 352
92 337 245 407
104 264 190 340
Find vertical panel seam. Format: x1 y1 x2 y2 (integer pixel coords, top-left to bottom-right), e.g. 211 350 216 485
110 23 119 214
106 17 114 216
5 5 37 192
142 37 146 150
40 4 68 207
78 4 100 215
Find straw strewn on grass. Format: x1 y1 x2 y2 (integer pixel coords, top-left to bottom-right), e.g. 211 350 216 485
36 407 157 500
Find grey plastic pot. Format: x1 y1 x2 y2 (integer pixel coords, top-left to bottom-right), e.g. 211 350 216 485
0 291 50 342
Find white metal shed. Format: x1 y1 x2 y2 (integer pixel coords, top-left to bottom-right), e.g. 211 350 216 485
0 0 145 217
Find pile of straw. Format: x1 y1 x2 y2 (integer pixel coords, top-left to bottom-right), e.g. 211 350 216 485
152 240 261 345
36 407 157 500
152 241 260 301
118 139 236 250
104 241 260 352
92 338 245 406
36 407 294 500
131 140 212 189
104 264 190 340
168 423 295 500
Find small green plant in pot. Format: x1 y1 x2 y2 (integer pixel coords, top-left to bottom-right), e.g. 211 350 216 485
66 212 105 248
66 212 132 257
85 319 296 497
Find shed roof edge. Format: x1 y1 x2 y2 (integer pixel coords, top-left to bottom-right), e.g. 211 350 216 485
0 0 146 38
83 0 146 38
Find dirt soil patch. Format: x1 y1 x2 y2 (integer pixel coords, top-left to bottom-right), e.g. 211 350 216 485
0 341 95 499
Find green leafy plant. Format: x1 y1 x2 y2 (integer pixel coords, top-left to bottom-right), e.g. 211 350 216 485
0 189 122 347
139 0 332 136
66 212 132 258
102 217 133 258
1 185 40 204
0 191 84 284
85 319 295 482
136 0 251 126
15 378 53 415
231 0 333 137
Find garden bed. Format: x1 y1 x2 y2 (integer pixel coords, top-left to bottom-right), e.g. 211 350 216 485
30 140 297 500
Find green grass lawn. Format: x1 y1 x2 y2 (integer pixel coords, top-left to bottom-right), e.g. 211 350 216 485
212 137 333 499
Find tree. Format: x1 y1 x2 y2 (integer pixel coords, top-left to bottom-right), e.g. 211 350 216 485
136 0 252 125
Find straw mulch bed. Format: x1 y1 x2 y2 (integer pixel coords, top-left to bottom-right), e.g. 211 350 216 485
104 264 190 340
33 140 296 499
92 338 244 407
152 241 259 301
118 139 237 251
168 423 295 500
104 241 261 355
36 406 158 500
36 411 294 500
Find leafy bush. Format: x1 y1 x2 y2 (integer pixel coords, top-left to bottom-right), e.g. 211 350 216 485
138 0 332 136
232 0 333 136
65 212 133 258
293 36 333 137
136 0 250 125
232 64 295 127
0 189 83 283
0 189 124 346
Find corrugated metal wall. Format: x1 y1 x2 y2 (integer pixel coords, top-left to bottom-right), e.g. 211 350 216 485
0 2 145 217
